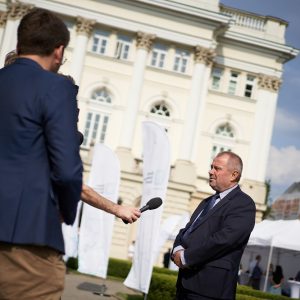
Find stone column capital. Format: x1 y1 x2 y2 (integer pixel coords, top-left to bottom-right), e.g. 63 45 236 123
0 11 8 27
258 74 281 92
136 31 156 51
75 16 96 36
194 45 215 66
7 1 34 20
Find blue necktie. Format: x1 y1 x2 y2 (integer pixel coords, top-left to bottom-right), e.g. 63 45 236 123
185 193 220 235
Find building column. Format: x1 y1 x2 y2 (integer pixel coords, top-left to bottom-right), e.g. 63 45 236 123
107 30 117 57
0 2 33 66
248 74 281 182
70 17 96 85
117 31 155 171
243 74 281 211
172 46 215 184
0 11 8 49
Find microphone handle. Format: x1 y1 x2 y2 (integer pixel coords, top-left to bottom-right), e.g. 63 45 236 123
123 205 149 224
139 204 149 213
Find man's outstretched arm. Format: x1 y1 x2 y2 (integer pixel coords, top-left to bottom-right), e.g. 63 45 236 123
81 184 141 223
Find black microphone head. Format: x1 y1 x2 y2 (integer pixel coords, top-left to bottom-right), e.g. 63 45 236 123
146 197 162 210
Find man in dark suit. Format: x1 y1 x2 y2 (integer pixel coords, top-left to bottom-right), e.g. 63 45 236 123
0 8 82 299
172 151 256 300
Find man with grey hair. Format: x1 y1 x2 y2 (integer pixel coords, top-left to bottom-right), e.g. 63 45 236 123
172 151 256 300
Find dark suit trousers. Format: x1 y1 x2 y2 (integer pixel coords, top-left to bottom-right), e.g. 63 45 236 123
176 282 225 300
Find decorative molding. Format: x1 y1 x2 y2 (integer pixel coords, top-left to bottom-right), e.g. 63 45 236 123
258 74 281 92
136 31 156 51
7 1 34 20
75 16 96 36
0 11 7 27
194 45 215 66
215 56 282 77
19 0 213 48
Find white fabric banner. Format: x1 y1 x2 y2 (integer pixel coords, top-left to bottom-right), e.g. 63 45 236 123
78 144 120 278
124 121 171 293
62 201 82 261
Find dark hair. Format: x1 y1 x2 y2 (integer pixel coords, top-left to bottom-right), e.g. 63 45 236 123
17 8 70 56
273 265 284 284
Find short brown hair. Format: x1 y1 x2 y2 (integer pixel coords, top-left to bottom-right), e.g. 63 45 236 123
216 151 243 182
17 8 70 56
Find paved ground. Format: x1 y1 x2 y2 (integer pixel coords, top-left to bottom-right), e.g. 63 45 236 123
62 273 142 300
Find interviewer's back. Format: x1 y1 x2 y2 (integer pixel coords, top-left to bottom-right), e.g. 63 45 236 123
0 58 82 251
0 8 82 299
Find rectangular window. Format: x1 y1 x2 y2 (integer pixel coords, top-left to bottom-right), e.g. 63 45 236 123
91 30 109 55
83 112 110 147
211 145 231 160
211 68 223 90
244 75 255 98
151 44 167 68
115 35 131 60
173 49 189 73
228 71 239 95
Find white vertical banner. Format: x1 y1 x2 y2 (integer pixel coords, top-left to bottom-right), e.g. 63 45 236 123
62 201 82 261
124 121 171 293
78 144 120 278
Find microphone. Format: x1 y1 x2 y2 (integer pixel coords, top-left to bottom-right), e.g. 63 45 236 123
140 197 162 212
123 197 162 224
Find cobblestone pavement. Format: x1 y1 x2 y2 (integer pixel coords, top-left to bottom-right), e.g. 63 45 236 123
62 273 142 300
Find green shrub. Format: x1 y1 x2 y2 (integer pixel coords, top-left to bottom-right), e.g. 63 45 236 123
148 272 177 300
107 258 132 279
236 294 260 300
237 285 291 300
153 266 178 276
66 257 78 270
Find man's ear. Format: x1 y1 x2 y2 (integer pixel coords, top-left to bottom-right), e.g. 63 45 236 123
54 45 64 65
231 170 239 182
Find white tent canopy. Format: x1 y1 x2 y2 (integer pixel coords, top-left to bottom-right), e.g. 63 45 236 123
248 220 300 251
246 220 300 291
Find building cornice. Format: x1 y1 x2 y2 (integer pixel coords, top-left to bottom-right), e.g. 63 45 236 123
222 31 299 63
20 0 214 48
214 56 282 77
132 0 230 24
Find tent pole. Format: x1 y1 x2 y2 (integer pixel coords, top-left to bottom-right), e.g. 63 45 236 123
263 239 274 292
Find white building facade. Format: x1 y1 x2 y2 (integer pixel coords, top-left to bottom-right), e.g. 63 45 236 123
0 0 298 263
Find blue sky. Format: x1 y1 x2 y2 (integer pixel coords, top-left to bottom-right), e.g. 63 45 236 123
221 0 300 201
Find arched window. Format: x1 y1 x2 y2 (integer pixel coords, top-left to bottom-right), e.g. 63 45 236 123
211 123 235 159
150 102 171 117
82 88 112 147
215 123 235 138
91 87 112 104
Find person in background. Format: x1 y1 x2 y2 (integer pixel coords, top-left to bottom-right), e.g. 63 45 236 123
295 270 300 282
248 255 262 290
238 264 243 285
266 263 274 291
163 248 171 268
269 265 284 295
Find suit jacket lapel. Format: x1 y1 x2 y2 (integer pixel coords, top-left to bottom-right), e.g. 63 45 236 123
189 186 241 233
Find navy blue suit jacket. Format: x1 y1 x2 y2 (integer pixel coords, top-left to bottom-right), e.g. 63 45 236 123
173 186 256 299
0 58 82 253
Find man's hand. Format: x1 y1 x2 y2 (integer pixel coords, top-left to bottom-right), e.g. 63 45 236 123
115 206 141 224
172 250 184 268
